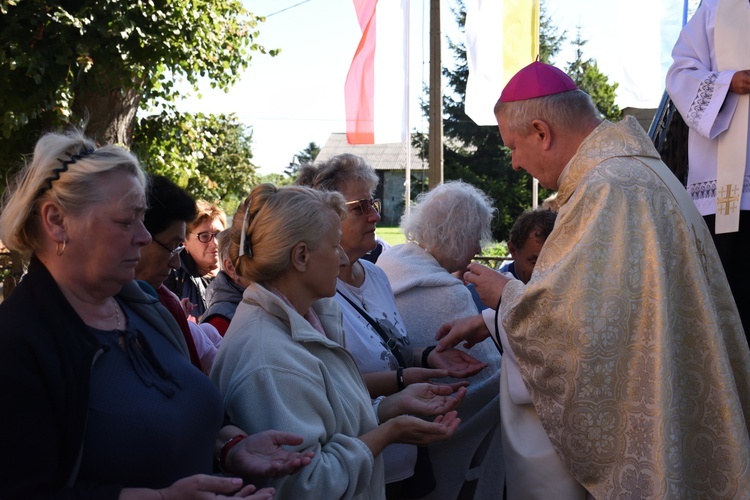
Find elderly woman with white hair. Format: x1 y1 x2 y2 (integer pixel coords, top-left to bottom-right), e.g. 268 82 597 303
377 180 504 499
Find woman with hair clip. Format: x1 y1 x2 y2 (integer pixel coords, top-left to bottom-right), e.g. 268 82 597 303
0 131 311 500
210 183 466 499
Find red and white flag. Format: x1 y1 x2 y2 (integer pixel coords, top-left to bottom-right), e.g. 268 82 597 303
345 0 409 144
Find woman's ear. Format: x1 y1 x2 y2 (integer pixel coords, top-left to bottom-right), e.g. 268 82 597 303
223 257 237 278
290 241 309 273
39 201 67 244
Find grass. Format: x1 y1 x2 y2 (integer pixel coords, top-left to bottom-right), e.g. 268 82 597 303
376 226 407 246
376 226 509 258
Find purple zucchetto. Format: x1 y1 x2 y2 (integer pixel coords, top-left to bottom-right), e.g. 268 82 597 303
499 61 578 102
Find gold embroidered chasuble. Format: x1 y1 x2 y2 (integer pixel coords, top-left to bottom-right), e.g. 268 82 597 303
500 116 750 498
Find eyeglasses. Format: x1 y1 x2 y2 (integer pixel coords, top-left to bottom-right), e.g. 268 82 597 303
191 231 220 243
153 239 185 259
344 198 382 216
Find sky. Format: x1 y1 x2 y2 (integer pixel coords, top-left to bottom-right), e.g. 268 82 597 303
176 0 699 175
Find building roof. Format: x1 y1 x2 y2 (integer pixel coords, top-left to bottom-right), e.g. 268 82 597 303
317 133 428 171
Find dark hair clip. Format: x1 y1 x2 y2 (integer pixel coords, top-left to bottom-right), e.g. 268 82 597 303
37 148 96 198
238 200 253 258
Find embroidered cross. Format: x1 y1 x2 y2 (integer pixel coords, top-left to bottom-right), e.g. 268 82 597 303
717 183 740 215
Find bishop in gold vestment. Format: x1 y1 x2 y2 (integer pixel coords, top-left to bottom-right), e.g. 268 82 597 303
439 61 750 499
501 116 750 498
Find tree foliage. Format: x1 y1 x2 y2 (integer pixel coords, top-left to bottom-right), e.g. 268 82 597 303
539 3 566 65
0 0 269 193
284 141 320 178
566 30 620 121
133 111 258 204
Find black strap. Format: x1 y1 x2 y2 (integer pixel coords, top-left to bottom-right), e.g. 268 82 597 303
492 295 504 355
336 289 407 368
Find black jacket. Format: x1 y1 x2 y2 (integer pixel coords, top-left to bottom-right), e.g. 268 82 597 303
0 257 187 499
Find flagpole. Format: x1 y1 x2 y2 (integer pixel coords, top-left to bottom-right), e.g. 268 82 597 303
428 0 443 189
404 0 411 218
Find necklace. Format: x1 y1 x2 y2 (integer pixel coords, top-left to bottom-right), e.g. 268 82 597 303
111 298 121 330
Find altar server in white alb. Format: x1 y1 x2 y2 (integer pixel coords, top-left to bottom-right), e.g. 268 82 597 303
666 0 750 337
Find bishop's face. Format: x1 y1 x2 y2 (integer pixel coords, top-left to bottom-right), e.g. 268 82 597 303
497 117 560 190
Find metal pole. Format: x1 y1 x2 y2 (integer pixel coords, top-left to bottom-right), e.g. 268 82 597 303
428 0 443 189
404 0 411 217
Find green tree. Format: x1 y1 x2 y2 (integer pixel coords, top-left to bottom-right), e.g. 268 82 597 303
0 0 270 183
258 172 291 187
539 3 566 64
133 111 258 204
566 30 620 121
284 141 321 178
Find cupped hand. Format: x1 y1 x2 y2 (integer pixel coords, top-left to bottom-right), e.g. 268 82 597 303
389 411 461 445
158 475 272 499
381 383 466 421
427 347 487 378
403 367 469 391
225 430 314 480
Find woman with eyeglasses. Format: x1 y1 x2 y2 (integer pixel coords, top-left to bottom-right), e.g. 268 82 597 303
166 199 227 321
135 174 224 374
0 130 313 499
210 183 464 499
296 154 487 497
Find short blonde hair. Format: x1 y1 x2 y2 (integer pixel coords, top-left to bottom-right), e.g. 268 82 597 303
230 184 346 283
0 129 145 253
188 199 227 233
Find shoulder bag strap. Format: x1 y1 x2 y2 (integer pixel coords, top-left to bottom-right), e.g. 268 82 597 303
336 289 407 368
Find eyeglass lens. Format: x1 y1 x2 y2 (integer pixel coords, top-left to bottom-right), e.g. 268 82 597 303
348 198 382 215
196 232 219 243
154 239 185 257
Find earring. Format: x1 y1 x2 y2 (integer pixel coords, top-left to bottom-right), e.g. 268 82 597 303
56 239 66 256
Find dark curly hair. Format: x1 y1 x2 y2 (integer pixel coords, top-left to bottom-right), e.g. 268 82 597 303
508 208 557 250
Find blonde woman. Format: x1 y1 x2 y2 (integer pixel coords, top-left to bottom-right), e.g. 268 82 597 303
211 184 466 499
0 131 312 499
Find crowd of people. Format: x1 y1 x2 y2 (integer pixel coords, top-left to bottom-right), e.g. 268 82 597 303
1 7 749 497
